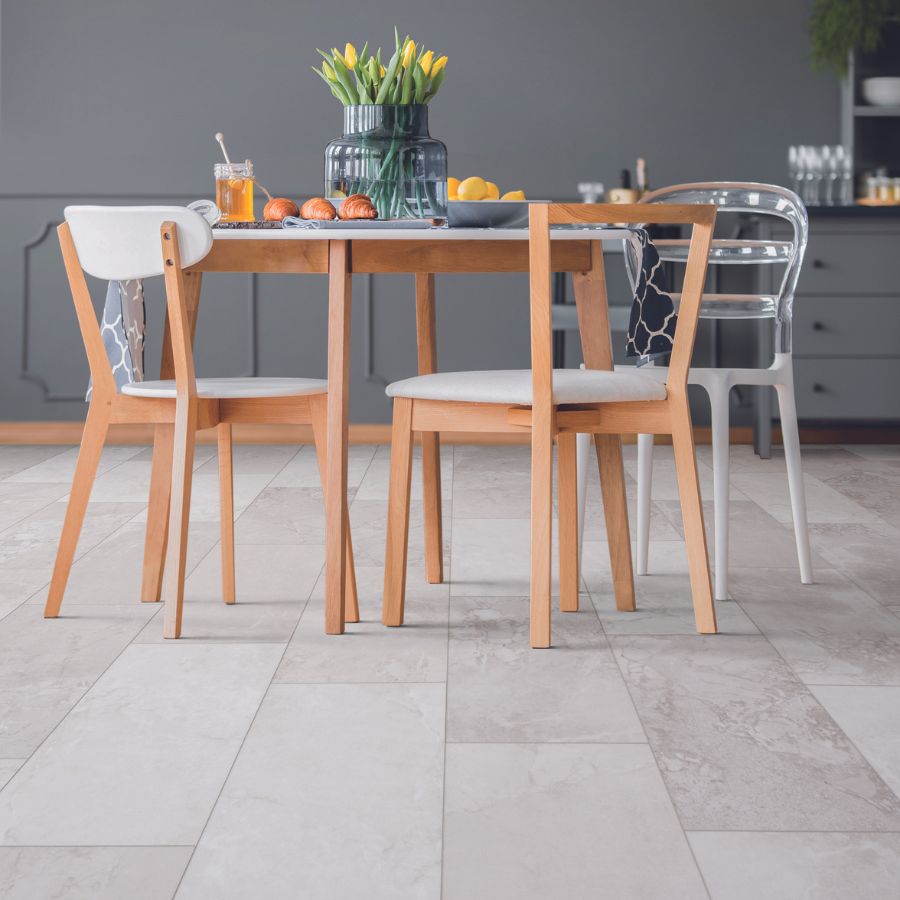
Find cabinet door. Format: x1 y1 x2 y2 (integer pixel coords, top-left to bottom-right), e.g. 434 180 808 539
794 358 900 420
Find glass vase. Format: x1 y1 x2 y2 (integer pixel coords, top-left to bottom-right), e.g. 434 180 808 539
325 104 448 220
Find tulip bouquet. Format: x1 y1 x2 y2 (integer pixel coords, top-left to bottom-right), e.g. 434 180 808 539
315 29 449 219
313 30 448 106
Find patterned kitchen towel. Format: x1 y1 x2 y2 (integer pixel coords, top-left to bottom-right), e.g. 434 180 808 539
624 228 676 363
86 279 145 399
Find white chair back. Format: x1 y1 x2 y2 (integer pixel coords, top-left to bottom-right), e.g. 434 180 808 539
64 206 213 280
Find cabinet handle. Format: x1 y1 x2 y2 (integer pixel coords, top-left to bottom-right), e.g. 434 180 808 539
812 321 825 331
812 383 825 393
812 259 825 269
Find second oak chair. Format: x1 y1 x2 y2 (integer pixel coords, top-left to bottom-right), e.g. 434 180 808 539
44 206 357 638
381 203 717 647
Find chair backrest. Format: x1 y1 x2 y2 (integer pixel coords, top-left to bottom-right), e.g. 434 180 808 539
65 206 212 280
638 182 807 353
59 206 208 399
528 203 716 418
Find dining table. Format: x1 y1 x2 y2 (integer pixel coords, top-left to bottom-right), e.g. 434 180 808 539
175 224 633 634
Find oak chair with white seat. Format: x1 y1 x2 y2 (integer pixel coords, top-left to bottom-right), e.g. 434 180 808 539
382 203 717 648
44 206 358 638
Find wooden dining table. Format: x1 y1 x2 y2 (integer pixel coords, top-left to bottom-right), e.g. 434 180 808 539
180 224 632 634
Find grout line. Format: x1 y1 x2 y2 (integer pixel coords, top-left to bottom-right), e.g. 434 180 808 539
601 625 712 899
172 443 373 897
731 596 900 807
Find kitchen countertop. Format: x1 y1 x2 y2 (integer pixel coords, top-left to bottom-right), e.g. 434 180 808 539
806 204 900 218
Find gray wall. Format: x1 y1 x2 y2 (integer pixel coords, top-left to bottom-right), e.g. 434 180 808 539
0 0 839 423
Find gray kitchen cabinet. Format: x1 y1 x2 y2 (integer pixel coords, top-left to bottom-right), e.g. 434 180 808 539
789 213 900 423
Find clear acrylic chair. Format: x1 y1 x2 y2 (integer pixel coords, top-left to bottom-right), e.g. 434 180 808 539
576 182 813 600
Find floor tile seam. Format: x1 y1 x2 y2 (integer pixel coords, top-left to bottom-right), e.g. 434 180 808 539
729 597 900 807
600 625 713 900
170 590 303 897
0 607 160 801
683 828 900 834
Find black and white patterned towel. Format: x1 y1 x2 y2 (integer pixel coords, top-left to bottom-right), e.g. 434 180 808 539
86 279 145 399
624 228 677 363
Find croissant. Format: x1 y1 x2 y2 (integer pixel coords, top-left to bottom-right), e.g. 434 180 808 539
300 198 337 220
338 194 378 220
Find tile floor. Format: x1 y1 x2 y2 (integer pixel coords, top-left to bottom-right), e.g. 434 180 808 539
0 441 899 898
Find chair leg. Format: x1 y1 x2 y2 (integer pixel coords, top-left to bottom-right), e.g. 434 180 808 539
44 405 110 617
671 404 717 634
141 424 173 603
575 432 590 583
531 418 554 649
217 423 236 605
421 431 444 584
595 434 635 612
635 433 654 576
775 367 813 585
309 394 359 623
161 400 198 639
708 379 732 601
558 433 579 612
383 398 414 626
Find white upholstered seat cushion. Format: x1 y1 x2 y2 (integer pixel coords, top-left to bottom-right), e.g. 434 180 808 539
121 377 327 399
386 369 666 405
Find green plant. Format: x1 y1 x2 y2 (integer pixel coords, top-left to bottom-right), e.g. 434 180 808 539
809 0 900 76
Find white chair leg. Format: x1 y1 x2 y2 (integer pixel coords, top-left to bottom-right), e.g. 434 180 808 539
774 361 813 584
575 432 590 582
708 378 732 601
636 433 654 575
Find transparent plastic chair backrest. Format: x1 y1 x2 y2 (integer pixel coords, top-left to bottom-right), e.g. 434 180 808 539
631 182 807 353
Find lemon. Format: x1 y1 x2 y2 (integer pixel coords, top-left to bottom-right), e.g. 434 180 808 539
484 181 500 200
501 189 526 201
458 176 488 201
447 176 460 200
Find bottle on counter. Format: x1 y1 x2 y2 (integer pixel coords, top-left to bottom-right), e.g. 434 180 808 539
577 182 605 203
636 157 649 197
608 168 638 204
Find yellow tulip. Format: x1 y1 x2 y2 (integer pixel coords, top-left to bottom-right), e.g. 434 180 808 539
419 49 434 76
332 48 345 65
402 39 416 68
343 42 357 68
322 61 337 81
430 55 448 76
380 64 386 77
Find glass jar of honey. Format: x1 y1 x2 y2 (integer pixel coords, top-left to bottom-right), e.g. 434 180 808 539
215 161 255 222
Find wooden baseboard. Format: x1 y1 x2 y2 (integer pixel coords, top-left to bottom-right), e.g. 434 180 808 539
0 421 895 446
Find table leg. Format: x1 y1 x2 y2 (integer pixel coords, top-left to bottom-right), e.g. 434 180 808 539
415 273 443 584
572 244 635 610
325 241 352 634
142 271 202 602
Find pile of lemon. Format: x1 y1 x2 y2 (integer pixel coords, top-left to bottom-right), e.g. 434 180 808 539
448 176 525 201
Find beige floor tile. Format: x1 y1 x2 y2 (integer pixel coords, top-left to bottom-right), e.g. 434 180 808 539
276 565 449 683
0 846 193 900
611 634 900 830
732 567 900 685
443 744 706 900
134 543 323 643
688 832 900 900
447 596 644 742
0 643 282 845
0 604 158 757
809 685 900 797
177 683 444 900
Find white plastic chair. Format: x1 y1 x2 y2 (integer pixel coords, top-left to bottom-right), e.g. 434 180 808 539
576 183 813 600
45 206 358 637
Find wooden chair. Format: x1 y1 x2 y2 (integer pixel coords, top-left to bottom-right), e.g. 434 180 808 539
44 206 357 638
381 203 717 648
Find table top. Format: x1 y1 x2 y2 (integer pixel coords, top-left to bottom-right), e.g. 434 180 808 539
212 226 632 242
